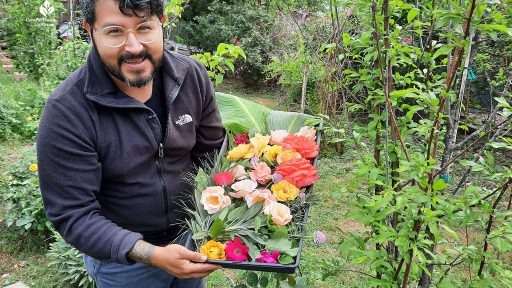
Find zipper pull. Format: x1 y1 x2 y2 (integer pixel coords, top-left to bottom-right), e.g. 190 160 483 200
159 143 164 158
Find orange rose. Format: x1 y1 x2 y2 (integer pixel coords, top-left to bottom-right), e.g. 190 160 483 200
281 134 319 159
276 158 320 188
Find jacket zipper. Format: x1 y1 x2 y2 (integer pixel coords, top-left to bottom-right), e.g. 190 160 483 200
157 142 171 231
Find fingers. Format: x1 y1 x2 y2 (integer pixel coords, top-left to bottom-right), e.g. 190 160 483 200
178 246 208 263
174 262 221 279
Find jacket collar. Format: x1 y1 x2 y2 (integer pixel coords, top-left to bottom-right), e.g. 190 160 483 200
84 48 189 108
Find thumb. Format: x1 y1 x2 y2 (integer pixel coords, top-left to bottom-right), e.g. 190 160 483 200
181 248 208 263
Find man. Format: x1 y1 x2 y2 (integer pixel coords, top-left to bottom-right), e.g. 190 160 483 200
37 0 223 287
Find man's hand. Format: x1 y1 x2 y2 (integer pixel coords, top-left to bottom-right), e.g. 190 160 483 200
128 240 220 279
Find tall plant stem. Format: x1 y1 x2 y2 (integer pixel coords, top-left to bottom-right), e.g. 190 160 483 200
426 0 477 166
478 179 512 276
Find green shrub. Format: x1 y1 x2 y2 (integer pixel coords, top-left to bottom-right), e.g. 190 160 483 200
48 232 95 288
0 72 45 140
1 146 51 235
1 0 63 79
40 39 90 90
173 1 274 84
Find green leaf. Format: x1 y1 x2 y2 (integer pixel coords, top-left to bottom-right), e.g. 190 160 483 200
278 254 294 264
267 111 317 134
432 45 453 60
209 218 226 240
266 238 298 257
216 92 272 134
271 226 288 239
432 178 448 191
407 8 419 23
259 276 269 287
246 272 258 288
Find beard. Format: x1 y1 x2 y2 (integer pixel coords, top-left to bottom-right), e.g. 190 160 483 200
92 36 163 88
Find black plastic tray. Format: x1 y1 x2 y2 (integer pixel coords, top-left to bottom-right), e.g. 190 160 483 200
206 205 309 274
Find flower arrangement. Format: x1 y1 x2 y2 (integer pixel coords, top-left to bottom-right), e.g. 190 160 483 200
186 125 320 270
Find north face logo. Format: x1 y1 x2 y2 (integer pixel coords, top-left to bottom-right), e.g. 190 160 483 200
175 114 193 125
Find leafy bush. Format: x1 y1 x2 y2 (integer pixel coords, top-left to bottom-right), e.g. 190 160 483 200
40 39 90 90
1 0 63 79
48 232 95 288
173 1 274 84
1 146 51 235
0 72 45 140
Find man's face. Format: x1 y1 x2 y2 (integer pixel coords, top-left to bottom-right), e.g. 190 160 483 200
87 0 163 88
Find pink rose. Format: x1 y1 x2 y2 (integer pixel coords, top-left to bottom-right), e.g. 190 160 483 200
229 179 257 198
200 186 231 214
256 251 280 264
269 130 289 145
249 162 272 184
230 164 247 180
268 202 292 226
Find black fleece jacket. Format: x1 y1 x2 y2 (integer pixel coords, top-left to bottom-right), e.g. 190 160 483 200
37 48 225 264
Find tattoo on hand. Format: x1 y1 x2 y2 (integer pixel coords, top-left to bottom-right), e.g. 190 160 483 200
128 240 154 264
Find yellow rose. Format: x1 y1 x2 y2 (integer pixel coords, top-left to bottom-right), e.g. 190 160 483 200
263 145 283 162
200 240 226 260
250 133 270 157
276 150 301 164
271 180 300 202
28 164 38 172
227 144 251 161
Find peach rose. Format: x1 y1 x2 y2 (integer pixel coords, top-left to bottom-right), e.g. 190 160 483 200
229 179 258 198
249 161 272 184
269 130 289 145
250 133 270 157
230 164 247 180
245 188 276 210
276 150 302 164
200 186 231 214
297 126 317 141
268 202 293 226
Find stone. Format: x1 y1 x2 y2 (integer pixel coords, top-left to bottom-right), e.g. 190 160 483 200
13 72 27 81
2 64 13 73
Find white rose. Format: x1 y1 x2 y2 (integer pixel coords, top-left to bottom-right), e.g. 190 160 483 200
268 201 293 226
201 186 231 214
229 179 258 198
297 126 316 141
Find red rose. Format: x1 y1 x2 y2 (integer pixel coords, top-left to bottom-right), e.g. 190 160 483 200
213 171 235 186
276 158 319 188
234 132 250 145
281 134 319 159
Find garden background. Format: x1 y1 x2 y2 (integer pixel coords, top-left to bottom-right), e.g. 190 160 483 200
0 0 511 287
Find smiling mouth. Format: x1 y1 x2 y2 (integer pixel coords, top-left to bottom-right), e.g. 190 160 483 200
124 57 146 64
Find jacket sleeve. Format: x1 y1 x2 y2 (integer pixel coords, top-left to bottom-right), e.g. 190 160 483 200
37 98 142 264
191 61 226 169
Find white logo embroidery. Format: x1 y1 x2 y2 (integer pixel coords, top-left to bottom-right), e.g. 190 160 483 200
175 114 193 125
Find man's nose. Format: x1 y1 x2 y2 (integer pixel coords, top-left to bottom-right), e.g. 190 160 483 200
124 32 143 54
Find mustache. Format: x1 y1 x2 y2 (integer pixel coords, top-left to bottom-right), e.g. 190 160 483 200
118 51 152 64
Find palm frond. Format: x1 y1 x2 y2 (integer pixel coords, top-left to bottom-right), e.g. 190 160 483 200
267 111 318 133
215 92 272 134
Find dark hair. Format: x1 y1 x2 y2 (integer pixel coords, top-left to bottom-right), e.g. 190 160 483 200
80 0 164 25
